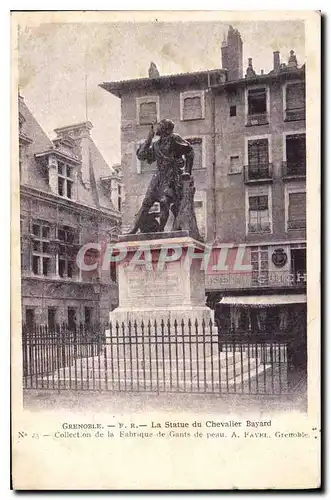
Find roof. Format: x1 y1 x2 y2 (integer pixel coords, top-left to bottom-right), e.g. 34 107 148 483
100 68 227 97
100 64 305 98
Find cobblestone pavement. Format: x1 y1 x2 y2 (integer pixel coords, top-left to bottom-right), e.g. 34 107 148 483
23 388 307 415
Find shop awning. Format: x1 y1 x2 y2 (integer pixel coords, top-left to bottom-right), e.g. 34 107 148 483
219 294 306 306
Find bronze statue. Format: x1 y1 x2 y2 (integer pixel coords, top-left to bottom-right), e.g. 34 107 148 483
129 119 196 235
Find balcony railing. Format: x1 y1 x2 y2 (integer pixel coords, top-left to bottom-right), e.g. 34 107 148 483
285 107 305 122
287 219 306 230
244 163 273 183
248 222 271 233
205 270 307 291
246 113 269 126
282 161 306 179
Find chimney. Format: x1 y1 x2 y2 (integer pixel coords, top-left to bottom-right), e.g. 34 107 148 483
221 25 243 81
273 51 280 71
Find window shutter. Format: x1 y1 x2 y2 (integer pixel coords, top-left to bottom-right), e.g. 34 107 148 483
248 139 269 166
286 82 305 110
286 134 306 165
289 192 306 221
187 139 203 169
139 102 157 125
183 96 202 120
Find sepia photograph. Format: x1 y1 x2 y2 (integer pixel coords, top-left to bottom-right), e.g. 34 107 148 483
11 10 321 490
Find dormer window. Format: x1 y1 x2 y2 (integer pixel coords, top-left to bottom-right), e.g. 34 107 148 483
58 161 74 199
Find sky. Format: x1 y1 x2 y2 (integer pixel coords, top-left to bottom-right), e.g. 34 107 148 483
18 19 305 169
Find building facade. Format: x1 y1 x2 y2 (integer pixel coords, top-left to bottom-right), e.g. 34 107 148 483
19 95 122 329
100 26 306 337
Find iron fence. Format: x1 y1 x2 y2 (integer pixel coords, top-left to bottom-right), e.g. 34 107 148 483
22 320 306 396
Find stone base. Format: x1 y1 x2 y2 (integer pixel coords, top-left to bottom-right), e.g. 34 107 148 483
109 305 215 326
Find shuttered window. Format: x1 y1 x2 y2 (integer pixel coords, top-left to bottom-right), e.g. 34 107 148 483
288 192 306 229
286 82 305 110
248 139 269 166
286 134 306 165
139 101 157 125
183 96 202 120
187 138 203 169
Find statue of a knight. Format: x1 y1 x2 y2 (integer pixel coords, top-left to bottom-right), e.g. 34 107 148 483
128 118 194 234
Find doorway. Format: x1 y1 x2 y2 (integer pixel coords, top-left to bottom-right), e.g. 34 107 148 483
291 248 306 279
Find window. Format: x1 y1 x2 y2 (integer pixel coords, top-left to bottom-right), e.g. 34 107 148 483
58 161 74 199
285 134 306 177
247 87 268 125
68 308 77 331
136 96 160 125
186 138 204 169
31 221 51 276
246 138 270 180
117 184 122 212
137 141 158 174
139 102 157 125
180 91 205 121
248 139 269 166
230 105 237 117
183 97 202 120
229 155 241 174
285 82 305 121
84 307 93 327
251 248 269 286
57 226 77 278
193 192 206 237
248 195 271 233
19 145 24 182
48 308 56 332
288 192 306 230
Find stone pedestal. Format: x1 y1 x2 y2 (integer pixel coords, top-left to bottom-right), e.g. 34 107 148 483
109 231 214 325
